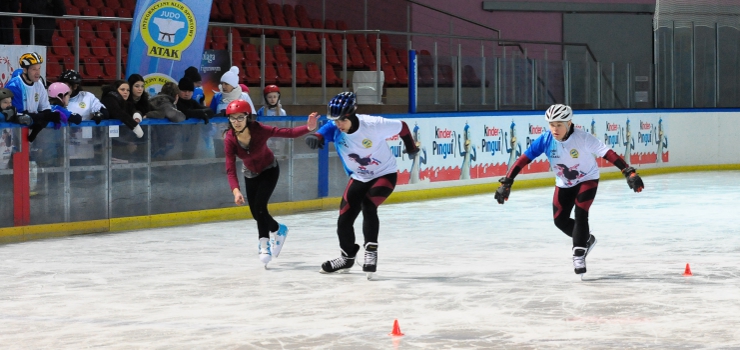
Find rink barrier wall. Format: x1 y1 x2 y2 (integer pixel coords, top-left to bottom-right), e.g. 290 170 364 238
2 164 739 244
3 109 740 244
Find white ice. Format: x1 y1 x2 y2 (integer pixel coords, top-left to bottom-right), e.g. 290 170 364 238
1 172 740 349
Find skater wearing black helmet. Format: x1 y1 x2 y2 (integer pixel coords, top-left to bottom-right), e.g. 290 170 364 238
494 104 645 279
305 92 420 279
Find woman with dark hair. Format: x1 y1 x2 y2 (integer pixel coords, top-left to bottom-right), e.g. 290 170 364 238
224 99 318 268
126 74 161 122
101 80 143 138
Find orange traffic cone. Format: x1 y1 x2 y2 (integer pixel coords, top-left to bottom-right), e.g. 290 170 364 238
683 263 692 276
388 319 404 336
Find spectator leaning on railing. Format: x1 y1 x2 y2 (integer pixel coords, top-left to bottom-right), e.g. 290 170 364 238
100 80 144 138
5 52 62 142
59 69 108 124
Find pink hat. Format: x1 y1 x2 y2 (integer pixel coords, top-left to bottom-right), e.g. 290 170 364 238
239 84 249 93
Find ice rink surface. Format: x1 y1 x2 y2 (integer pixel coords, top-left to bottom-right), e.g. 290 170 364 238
2 172 740 349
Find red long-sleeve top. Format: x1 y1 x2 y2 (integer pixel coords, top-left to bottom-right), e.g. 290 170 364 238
224 122 311 190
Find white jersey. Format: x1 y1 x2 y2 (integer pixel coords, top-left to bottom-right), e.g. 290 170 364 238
317 114 402 182
68 91 106 120
6 75 50 113
524 127 611 188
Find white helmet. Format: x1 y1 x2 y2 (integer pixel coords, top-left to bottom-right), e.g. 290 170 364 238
545 104 573 122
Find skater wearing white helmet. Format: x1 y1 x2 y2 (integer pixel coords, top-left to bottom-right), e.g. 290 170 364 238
494 104 645 279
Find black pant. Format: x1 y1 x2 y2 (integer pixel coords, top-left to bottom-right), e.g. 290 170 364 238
552 179 599 248
244 164 280 239
336 172 397 255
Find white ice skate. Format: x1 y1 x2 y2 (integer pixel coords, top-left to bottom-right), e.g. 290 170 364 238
573 247 587 280
270 224 289 258
259 237 272 269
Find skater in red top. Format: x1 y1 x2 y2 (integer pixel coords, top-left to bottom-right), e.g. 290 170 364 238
224 99 319 267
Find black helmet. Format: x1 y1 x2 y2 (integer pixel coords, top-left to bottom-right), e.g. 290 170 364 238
0 88 13 100
59 69 83 85
327 92 357 120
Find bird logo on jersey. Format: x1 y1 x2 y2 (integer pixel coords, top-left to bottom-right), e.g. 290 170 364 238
348 153 380 175
555 163 586 185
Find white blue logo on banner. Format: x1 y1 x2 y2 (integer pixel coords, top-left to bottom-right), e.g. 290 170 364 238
126 0 212 89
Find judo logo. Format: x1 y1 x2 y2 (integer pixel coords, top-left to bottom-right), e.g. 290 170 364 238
348 153 380 176
554 163 585 186
140 1 196 60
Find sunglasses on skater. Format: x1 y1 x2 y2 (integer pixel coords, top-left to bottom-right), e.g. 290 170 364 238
228 113 250 122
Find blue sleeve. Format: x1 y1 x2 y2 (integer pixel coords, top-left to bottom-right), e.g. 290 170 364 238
6 79 25 112
209 93 220 113
50 105 71 118
524 133 550 160
256 106 264 117
317 121 338 144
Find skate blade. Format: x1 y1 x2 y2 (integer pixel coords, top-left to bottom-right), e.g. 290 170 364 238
366 272 374 280
319 268 351 274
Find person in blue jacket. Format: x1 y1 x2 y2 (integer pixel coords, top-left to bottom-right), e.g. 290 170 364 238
494 104 645 278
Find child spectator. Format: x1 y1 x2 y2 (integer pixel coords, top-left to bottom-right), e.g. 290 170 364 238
176 77 214 123
257 85 286 117
58 70 107 124
0 88 32 125
209 66 255 115
47 82 83 128
184 66 205 106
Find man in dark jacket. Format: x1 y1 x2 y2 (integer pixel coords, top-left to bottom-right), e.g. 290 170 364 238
0 1 20 45
175 77 213 124
19 0 66 46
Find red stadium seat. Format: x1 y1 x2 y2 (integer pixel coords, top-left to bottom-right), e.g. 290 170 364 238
263 45 276 65
244 43 260 63
382 65 398 87
419 66 434 87
78 21 96 44
46 61 64 82
104 0 120 10
348 47 365 68
81 6 98 17
394 65 408 86
116 8 132 18
325 20 336 30
294 62 308 86
325 44 340 67
305 62 322 86
66 6 81 16
90 38 110 58
95 21 114 40
72 0 88 8
264 63 278 85
102 57 121 81
120 0 135 10
88 0 104 8
304 32 320 52
82 57 104 81
273 45 290 65
325 67 343 87
99 7 115 18
51 36 73 57
275 62 291 85
244 61 261 85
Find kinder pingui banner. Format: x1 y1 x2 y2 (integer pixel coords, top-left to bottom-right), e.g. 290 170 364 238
389 112 669 186
126 0 212 93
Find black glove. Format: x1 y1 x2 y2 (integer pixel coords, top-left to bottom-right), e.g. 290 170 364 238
305 134 323 149
622 167 644 193
494 177 514 204
92 111 103 125
3 106 33 126
69 113 83 125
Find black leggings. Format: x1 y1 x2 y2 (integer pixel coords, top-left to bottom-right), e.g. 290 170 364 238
552 179 599 248
244 165 280 239
336 172 397 254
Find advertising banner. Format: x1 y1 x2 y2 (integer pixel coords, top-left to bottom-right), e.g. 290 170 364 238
389 113 669 186
126 0 212 92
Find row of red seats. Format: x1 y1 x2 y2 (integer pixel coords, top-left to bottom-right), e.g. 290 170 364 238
45 57 125 83
48 36 129 65
65 5 132 18
238 61 345 87
64 0 134 10
416 64 490 88
56 20 131 44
